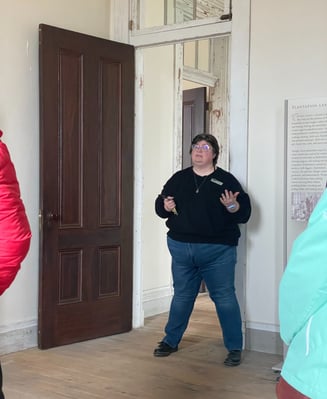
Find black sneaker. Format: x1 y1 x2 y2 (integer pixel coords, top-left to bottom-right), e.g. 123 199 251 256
223 350 242 367
153 341 178 357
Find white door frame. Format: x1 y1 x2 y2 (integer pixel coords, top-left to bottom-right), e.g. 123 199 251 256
109 0 251 328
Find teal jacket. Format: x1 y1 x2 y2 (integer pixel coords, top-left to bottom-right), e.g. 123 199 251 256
279 189 327 399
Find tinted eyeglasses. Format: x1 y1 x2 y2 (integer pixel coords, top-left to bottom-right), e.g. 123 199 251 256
191 144 211 152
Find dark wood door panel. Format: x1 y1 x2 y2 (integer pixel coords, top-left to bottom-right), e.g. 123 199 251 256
39 24 134 349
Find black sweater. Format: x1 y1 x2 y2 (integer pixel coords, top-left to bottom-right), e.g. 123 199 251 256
155 167 251 246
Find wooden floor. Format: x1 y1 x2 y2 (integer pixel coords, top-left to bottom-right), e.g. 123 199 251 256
2 295 282 398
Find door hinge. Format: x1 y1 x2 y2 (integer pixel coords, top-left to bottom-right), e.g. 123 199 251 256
129 20 134 31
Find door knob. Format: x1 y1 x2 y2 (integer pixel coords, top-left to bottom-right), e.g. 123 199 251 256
46 212 59 220
45 211 59 225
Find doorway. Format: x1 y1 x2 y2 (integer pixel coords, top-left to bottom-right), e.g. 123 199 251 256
123 0 251 328
140 37 233 315
182 87 207 168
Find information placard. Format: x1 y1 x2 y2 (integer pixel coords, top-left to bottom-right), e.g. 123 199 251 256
286 97 327 221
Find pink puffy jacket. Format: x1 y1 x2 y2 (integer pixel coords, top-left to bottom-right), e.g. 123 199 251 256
0 130 31 295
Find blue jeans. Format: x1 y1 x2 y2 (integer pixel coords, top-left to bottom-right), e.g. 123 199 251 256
163 237 242 351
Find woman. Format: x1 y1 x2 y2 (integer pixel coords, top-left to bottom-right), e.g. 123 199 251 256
0 129 32 398
153 133 251 366
277 189 327 399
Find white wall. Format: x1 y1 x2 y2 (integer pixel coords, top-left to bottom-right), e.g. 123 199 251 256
0 0 111 353
247 0 327 340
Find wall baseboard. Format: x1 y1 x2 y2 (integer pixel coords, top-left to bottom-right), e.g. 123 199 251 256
0 299 283 357
245 327 283 355
0 287 172 355
143 287 172 318
0 323 37 355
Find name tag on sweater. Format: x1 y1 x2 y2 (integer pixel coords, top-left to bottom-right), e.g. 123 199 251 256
210 178 223 186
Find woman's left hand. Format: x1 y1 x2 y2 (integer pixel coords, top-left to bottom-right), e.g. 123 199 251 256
220 190 240 212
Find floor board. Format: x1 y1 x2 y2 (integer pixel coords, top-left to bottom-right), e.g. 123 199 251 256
2 294 282 398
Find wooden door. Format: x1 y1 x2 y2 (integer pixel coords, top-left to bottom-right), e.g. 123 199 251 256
38 24 134 349
182 87 207 168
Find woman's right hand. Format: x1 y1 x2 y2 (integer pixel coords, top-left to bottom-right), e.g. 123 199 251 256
163 196 176 213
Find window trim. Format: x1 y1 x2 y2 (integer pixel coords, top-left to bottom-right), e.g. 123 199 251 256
129 16 232 48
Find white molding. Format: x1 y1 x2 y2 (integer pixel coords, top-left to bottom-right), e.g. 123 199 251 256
229 0 250 184
227 0 250 327
0 319 36 334
130 18 231 48
109 0 130 43
224 0 231 15
143 287 172 318
246 321 280 333
0 320 37 355
183 66 217 87
130 0 140 30
132 48 145 329
245 327 283 355
209 36 230 170
173 43 183 172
